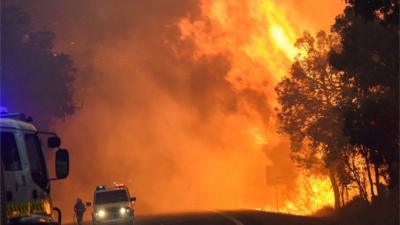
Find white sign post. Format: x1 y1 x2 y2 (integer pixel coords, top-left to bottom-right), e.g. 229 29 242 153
265 165 295 212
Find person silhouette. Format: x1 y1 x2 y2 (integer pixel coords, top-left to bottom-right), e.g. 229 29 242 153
74 198 86 225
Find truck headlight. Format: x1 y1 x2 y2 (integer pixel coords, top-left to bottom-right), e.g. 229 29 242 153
96 209 106 218
119 207 129 215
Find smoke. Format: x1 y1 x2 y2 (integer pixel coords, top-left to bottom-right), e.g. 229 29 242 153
5 0 344 221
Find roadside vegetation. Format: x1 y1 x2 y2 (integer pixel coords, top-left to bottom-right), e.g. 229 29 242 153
275 1 399 224
1 6 77 130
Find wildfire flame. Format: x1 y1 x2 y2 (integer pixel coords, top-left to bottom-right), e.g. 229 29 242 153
279 174 335 215
18 0 346 219
179 0 339 214
179 0 300 85
257 174 334 215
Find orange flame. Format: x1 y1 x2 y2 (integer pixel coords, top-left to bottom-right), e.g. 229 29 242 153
258 174 334 215
280 174 335 214
179 0 300 85
179 0 343 214
178 0 303 155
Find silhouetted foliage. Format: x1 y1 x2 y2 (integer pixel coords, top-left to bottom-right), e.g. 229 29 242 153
275 25 396 207
330 6 399 189
345 0 399 25
1 6 76 129
276 31 345 208
275 0 398 215
334 194 399 225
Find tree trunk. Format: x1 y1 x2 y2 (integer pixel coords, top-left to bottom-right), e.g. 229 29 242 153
351 156 368 200
374 163 381 196
329 166 341 208
366 159 375 198
362 171 368 200
355 179 368 200
340 185 345 206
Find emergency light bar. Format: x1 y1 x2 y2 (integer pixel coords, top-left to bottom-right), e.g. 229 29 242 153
0 107 33 122
114 183 125 188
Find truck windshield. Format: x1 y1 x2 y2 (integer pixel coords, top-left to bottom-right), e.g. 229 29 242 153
1 132 22 171
95 190 129 204
25 133 49 191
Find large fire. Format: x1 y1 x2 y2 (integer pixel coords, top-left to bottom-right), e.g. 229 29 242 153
15 0 345 219
179 0 340 214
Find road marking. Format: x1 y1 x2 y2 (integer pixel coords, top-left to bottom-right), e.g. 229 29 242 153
213 211 244 225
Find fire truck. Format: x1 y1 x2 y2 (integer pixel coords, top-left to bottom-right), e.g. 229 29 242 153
0 108 70 225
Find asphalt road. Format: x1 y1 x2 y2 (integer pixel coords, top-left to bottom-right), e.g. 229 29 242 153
75 210 334 225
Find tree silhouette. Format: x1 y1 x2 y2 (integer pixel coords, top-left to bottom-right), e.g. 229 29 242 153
276 2 399 210
1 6 76 130
276 31 345 208
345 0 399 25
330 6 399 190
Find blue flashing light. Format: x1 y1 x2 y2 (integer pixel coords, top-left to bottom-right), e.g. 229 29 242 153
0 106 8 114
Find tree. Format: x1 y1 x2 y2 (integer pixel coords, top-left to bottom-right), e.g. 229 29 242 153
276 31 346 208
1 6 76 130
345 0 399 25
330 6 399 190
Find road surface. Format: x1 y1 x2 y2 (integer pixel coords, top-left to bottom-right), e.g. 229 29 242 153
73 210 334 225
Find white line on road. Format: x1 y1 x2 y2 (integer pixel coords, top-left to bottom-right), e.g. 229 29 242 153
213 211 244 225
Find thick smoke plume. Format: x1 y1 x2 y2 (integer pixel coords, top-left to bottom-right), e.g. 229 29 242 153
5 0 344 221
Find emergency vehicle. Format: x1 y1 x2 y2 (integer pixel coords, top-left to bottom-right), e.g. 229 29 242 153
0 108 70 225
88 184 136 225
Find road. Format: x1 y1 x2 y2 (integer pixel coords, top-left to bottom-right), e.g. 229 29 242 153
74 210 334 225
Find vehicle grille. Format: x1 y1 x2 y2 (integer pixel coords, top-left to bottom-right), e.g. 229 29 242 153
106 207 120 219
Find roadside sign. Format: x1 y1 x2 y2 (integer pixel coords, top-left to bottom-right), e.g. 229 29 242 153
265 165 293 185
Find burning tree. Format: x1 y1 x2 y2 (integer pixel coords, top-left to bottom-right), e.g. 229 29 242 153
275 31 346 208
276 0 399 210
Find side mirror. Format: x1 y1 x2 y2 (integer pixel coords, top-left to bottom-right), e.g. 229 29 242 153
86 202 92 207
55 149 69 179
48 136 61 148
130 197 136 202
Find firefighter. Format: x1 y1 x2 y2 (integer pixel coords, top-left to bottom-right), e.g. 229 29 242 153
74 198 86 225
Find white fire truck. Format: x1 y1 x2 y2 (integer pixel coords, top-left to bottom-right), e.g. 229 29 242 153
0 108 70 225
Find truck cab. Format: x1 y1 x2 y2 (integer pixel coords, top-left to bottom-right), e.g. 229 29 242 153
90 184 136 225
0 110 69 225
